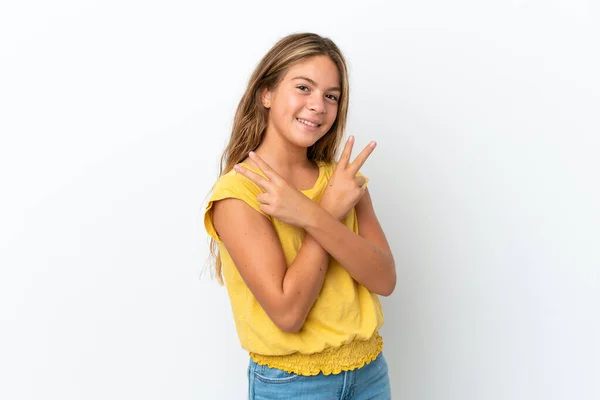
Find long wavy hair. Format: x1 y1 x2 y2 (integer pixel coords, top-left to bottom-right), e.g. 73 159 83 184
207 32 350 284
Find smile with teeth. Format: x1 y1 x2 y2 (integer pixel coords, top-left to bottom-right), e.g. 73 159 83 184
297 118 320 127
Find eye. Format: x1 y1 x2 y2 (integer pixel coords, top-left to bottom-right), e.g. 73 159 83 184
326 94 339 101
297 85 310 92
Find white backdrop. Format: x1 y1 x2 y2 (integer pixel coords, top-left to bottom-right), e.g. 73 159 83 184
1 1 599 399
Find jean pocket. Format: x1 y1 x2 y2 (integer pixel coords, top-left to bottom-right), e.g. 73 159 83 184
254 364 301 384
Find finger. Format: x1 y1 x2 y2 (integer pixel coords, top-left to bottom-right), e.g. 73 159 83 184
336 136 355 171
234 164 270 189
249 151 281 182
259 203 272 216
256 192 269 204
355 176 366 188
348 141 376 174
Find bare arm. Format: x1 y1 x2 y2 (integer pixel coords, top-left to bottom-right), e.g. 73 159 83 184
237 139 397 297
212 198 329 334
212 140 371 333
303 188 396 296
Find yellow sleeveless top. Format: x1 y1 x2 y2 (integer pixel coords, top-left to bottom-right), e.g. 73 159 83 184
204 161 385 376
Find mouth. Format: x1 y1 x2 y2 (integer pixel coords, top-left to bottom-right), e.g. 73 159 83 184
296 118 321 128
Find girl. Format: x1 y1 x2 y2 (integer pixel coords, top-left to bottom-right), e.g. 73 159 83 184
204 33 396 399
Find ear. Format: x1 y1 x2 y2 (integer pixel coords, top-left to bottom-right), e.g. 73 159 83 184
260 88 272 109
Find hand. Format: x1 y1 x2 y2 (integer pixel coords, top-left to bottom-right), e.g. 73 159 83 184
320 136 376 220
234 152 316 227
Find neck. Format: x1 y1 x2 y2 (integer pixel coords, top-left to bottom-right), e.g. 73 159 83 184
253 129 312 171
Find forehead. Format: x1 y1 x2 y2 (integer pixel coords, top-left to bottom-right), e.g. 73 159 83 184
282 56 341 87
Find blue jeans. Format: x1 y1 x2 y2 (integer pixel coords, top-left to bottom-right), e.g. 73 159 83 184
248 352 391 399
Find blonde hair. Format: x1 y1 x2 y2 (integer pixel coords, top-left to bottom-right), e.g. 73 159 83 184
207 32 350 284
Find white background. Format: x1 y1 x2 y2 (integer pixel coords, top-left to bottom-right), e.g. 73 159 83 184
1 1 599 399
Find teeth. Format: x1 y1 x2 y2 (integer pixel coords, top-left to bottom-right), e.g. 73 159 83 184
297 118 319 127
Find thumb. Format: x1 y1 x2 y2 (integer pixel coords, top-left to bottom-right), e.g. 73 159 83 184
355 176 366 188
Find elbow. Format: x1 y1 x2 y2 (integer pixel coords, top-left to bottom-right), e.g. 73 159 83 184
277 321 302 334
378 278 396 297
377 261 397 297
263 296 307 333
368 273 396 297
275 318 303 334
272 309 305 334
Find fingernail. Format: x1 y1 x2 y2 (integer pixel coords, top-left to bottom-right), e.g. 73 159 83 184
348 136 354 142
370 141 377 147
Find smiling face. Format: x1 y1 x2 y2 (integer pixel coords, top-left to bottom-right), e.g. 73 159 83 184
261 55 341 149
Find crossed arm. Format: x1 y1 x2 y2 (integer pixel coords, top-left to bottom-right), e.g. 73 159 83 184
303 188 396 296
212 139 395 333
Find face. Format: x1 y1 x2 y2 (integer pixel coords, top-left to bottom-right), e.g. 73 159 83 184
262 55 341 149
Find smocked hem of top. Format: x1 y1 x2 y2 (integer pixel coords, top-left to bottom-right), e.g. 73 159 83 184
249 332 383 377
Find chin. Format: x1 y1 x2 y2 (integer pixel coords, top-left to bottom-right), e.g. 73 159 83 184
289 133 325 149
290 127 330 148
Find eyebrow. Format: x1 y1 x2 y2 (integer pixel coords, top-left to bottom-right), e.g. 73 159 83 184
291 76 341 92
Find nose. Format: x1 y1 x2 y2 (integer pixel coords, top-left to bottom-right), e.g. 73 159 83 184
308 94 326 114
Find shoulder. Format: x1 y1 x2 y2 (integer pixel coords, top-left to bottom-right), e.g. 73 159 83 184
204 168 269 241
210 167 263 199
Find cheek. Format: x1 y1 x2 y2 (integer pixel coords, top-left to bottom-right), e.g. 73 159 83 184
326 106 338 124
286 95 305 113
